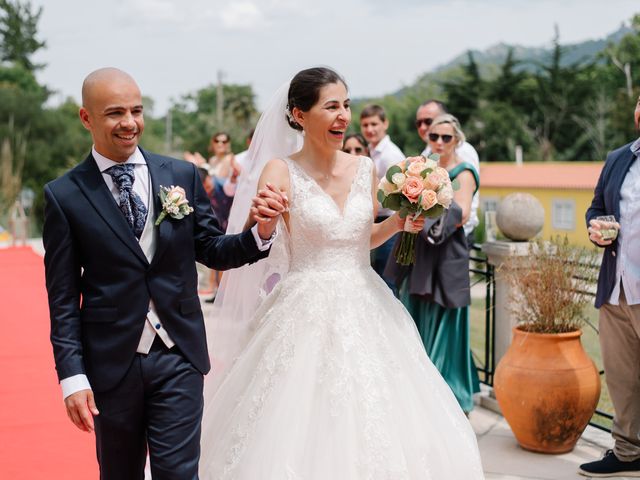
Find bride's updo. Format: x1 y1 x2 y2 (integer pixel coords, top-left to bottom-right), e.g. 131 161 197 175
286 67 347 131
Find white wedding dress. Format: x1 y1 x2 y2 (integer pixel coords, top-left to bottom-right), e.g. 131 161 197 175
199 156 484 479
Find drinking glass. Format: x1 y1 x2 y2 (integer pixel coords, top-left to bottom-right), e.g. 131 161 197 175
595 215 618 241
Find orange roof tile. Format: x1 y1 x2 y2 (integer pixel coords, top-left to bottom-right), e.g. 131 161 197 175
479 162 604 190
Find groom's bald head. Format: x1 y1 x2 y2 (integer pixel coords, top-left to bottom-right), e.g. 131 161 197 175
81 67 139 109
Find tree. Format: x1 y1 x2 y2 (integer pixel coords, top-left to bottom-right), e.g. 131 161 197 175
0 0 46 72
604 14 640 98
169 83 259 156
440 51 484 125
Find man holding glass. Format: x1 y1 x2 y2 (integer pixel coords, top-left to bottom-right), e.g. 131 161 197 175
580 95 640 478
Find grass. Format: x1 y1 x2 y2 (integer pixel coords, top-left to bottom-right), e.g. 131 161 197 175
469 289 614 431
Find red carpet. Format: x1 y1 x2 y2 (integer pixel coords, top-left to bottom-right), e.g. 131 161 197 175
0 247 98 479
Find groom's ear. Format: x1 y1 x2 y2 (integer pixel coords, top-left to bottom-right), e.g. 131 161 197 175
79 107 92 131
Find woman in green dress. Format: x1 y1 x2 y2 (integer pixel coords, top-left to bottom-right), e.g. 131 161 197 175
386 114 480 412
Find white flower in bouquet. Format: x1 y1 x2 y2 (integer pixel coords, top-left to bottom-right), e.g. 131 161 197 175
391 172 407 188
436 183 454 209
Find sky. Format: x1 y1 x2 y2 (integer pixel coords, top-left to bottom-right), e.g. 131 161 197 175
30 0 639 115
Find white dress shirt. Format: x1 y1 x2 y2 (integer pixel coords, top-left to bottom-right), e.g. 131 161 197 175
371 135 405 218
61 147 273 399
422 141 480 237
609 138 640 306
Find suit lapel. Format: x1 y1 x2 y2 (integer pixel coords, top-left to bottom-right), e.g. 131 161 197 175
73 154 149 265
144 150 174 267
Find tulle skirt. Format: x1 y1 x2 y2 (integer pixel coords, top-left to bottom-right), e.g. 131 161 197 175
200 267 484 479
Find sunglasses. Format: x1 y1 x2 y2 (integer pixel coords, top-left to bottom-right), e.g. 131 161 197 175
214 138 229 144
343 146 364 154
415 118 434 128
428 133 454 144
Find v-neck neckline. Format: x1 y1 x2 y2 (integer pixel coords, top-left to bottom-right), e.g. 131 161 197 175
290 156 364 217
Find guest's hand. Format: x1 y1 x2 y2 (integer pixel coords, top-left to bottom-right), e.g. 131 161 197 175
64 389 99 433
230 162 242 184
588 219 619 246
251 183 288 240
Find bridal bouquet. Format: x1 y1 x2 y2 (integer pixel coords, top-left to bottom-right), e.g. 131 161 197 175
377 154 455 265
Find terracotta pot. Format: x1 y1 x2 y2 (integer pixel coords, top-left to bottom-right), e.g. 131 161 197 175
494 326 601 454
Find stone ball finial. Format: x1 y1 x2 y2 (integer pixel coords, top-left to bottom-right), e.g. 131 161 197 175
496 193 544 241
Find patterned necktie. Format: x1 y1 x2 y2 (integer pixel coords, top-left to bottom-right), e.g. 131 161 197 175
105 164 148 239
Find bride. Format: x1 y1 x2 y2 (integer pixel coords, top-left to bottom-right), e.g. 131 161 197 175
199 67 485 479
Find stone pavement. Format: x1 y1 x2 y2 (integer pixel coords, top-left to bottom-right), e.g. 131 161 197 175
470 397 623 480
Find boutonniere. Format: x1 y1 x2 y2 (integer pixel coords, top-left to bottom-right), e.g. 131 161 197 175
155 185 194 226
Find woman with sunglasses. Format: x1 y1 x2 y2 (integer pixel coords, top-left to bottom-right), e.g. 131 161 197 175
342 132 369 157
387 113 480 415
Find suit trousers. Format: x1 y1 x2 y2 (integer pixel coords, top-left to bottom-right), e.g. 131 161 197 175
94 338 204 480
599 287 640 461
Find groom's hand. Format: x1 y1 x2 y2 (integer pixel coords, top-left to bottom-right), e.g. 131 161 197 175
64 389 99 433
252 183 288 239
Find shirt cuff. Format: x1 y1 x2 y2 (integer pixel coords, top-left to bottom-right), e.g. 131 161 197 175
251 224 277 251
60 374 92 400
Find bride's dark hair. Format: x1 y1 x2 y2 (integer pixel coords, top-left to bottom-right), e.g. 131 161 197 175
286 67 347 131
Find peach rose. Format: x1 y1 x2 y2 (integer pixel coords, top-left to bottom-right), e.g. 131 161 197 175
423 158 438 171
437 184 454 208
420 189 438 210
434 167 451 182
402 176 424 203
167 186 188 205
423 172 445 191
407 160 427 177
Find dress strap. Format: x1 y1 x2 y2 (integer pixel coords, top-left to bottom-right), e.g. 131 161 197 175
448 161 479 194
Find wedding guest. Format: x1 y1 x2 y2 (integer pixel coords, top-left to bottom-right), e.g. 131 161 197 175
203 132 240 301
360 104 404 292
342 132 369 157
417 99 480 247
233 128 255 171
386 113 480 414
579 94 640 478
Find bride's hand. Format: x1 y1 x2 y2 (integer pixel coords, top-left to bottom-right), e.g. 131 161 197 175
251 183 288 239
402 214 425 234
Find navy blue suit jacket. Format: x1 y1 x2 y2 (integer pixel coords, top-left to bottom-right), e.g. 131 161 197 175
43 149 267 392
586 141 637 308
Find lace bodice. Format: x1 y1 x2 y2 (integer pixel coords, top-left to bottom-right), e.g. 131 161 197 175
284 156 373 273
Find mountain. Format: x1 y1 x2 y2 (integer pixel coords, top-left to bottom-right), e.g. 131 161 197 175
390 23 633 99
433 23 632 74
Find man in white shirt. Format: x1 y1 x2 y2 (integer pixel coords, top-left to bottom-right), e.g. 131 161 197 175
416 100 480 247
360 104 405 292
42 68 282 480
580 95 640 478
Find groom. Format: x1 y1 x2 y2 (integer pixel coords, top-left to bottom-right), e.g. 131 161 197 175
43 67 284 480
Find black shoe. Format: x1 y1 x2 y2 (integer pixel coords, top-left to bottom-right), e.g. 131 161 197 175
579 449 640 477
204 295 216 304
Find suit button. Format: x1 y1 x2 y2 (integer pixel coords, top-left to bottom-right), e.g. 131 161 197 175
155 323 161 329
